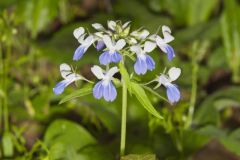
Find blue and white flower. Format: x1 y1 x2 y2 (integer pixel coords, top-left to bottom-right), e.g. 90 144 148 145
91 65 119 102
73 27 95 61
152 25 175 61
130 41 156 75
155 67 181 104
99 35 126 65
53 63 82 95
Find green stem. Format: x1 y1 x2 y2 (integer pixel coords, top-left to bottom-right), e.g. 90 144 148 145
120 76 127 156
186 64 198 128
185 43 198 129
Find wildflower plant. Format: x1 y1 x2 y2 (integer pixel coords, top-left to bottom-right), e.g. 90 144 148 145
53 20 181 156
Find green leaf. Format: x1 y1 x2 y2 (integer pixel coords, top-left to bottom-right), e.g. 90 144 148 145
181 126 226 155
193 126 240 156
229 128 240 140
188 0 219 26
175 19 221 47
119 62 132 93
214 99 240 111
16 0 59 38
181 129 210 154
194 86 240 126
220 138 240 156
2 132 14 157
49 143 79 160
121 154 156 160
219 128 240 156
131 82 163 119
59 85 92 104
77 145 115 160
44 119 96 151
89 104 120 133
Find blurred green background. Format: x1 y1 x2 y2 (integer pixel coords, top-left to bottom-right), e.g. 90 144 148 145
1 0 240 159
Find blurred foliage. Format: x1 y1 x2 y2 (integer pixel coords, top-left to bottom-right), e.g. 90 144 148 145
0 0 240 160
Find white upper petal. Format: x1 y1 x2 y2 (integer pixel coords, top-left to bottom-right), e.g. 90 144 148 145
83 35 94 46
162 25 171 33
106 67 119 78
158 74 171 86
92 23 105 30
91 65 104 79
73 27 85 39
156 35 165 45
144 41 156 53
60 63 72 79
168 67 181 82
65 73 82 81
108 20 116 30
77 34 86 44
130 45 141 54
103 35 113 49
115 39 126 50
140 29 150 39
156 37 167 53
60 63 82 81
162 25 174 43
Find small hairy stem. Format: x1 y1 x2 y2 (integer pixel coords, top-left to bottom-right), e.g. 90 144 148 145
120 71 128 156
82 78 94 84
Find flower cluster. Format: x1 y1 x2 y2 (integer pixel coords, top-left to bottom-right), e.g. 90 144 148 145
53 20 181 104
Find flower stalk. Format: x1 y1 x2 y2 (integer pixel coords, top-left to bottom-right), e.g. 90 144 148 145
120 76 127 156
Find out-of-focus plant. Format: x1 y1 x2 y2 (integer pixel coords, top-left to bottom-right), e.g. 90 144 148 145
148 0 219 26
15 0 72 38
0 10 17 158
221 0 240 83
53 20 181 157
0 0 71 157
